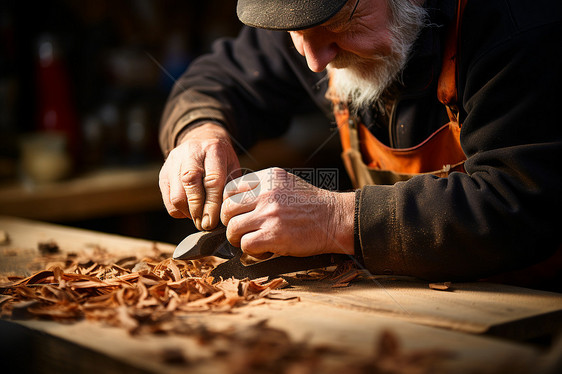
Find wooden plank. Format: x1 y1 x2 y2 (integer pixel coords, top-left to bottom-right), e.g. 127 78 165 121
0 165 163 221
0 299 543 374
283 278 562 340
0 213 562 340
0 216 560 373
2 215 562 341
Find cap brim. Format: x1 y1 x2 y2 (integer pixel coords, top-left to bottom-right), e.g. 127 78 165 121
237 0 348 31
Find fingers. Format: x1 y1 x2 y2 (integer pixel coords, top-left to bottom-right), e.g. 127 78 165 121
201 151 228 230
224 198 274 257
159 163 190 219
159 123 244 229
221 171 262 227
159 149 211 229
240 230 271 256
181 162 206 229
223 173 261 200
221 189 260 226
227 216 274 257
225 211 260 249
222 169 271 254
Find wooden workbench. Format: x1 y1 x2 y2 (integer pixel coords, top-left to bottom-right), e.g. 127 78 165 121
1 216 562 373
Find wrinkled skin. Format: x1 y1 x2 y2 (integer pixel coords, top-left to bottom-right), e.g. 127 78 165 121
289 0 393 73
221 168 355 257
159 123 241 231
158 123 355 256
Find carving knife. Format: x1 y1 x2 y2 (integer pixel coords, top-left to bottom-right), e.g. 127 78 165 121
173 227 348 281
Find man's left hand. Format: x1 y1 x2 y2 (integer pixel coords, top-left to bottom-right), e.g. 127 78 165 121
220 167 355 257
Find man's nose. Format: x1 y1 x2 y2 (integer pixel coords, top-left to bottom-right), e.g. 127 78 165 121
290 31 338 72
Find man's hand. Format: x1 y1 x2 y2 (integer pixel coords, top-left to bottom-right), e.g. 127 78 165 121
159 123 241 230
221 167 355 257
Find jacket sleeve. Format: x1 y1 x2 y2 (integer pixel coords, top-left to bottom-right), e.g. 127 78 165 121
356 1 562 281
159 26 326 156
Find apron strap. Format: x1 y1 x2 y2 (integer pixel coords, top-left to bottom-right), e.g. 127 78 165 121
437 0 468 124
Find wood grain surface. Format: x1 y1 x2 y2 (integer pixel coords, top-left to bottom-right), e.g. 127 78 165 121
2 216 561 373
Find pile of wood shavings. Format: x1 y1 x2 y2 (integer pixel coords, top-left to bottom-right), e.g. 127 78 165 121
0 246 289 333
1 246 508 373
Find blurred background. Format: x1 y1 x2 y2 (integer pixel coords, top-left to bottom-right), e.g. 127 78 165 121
0 0 348 244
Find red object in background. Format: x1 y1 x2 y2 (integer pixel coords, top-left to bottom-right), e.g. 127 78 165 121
35 35 80 159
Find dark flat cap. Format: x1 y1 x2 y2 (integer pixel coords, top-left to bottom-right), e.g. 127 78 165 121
237 0 348 31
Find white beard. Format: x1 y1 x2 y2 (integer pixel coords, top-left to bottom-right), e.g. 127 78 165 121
326 0 427 113
327 52 402 112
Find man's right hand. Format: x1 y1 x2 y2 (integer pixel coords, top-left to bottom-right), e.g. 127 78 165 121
159 123 241 231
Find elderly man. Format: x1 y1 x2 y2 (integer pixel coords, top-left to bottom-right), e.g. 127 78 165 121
158 0 562 288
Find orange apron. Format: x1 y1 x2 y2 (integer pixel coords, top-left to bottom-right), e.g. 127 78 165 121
334 0 468 187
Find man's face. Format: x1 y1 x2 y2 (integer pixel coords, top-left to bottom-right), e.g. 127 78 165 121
289 0 426 110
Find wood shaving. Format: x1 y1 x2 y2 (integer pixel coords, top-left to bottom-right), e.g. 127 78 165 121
37 240 60 255
288 260 364 288
0 249 289 332
330 261 364 288
429 282 453 291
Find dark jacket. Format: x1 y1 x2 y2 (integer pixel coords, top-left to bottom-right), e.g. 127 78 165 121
160 0 562 282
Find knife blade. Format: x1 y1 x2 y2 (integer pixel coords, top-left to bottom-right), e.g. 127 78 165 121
173 227 349 281
173 226 234 260
209 246 348 281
